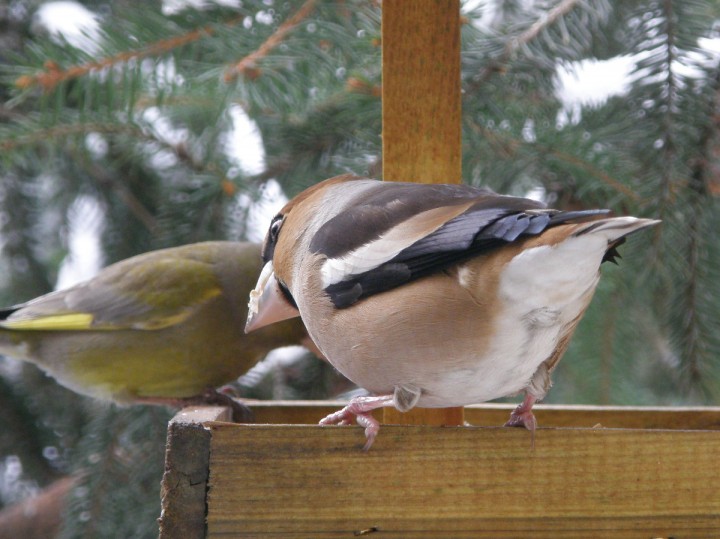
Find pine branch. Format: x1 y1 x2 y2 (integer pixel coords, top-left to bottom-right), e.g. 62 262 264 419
467 119 641 202
73 156 159 233
469 0 583 90
223 0 318 82
346 76 381 97
678 61 720 389
61 407 169 539
1 116 232 183
544 146 641 202
599 289 621 405
14 16 245 92
0 375 61 486
0 105 24 121
655 0 679 226
516 0 584 49
0 178 55 298
0 123 145 152
689 64 720 199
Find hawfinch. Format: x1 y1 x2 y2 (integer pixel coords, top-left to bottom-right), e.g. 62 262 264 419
0 241 314 419
246 174 660 448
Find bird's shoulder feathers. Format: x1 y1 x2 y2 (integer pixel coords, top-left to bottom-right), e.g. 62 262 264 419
303 178 608 308
0 242 242 331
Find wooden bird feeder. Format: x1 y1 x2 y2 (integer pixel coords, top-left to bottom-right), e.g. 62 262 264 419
160 1 720 536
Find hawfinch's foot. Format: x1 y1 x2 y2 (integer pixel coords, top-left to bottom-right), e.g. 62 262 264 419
319 395 395 450
505 394 538 447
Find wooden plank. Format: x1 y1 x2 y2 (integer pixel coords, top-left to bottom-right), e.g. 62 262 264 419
206 423 720 537
383 406 465 427
484 403 720 430
381 0 463 428
245 400 720 430
382 0 462 183
159 406 231 539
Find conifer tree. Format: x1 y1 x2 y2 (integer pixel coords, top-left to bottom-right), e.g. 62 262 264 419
0 1 718 536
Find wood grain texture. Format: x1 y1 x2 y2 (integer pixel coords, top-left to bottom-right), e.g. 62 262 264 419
381 0 461 183
159 406 231 539
245 400 720 430
383 405 465 426
206 423 720 537
381 0 464 428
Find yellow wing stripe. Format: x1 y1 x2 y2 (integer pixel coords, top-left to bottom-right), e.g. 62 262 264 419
1 286 223 331
2 313 95 331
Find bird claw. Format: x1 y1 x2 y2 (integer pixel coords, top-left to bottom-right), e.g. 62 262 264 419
319 405 380 450
504 408 537 431
319 395 394 450
504 394 538 448
319 406 351 426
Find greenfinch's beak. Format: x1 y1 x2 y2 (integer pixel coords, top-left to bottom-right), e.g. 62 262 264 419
245 261 300 333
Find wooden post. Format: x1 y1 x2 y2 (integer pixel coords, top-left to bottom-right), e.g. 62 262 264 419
381 0 464 427
382 0 461 183
159 406 231 539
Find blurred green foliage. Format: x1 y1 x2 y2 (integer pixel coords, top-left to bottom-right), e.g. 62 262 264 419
0 0 719 536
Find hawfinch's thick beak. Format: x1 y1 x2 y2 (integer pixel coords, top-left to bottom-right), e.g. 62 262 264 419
245 261 300 333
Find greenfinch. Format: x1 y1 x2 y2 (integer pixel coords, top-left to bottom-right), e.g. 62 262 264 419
0 241 314 409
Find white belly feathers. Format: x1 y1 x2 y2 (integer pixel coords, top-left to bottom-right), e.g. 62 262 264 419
311 235 601 409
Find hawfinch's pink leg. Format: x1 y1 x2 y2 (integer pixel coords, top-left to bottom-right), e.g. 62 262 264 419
504 393 538 447
319 395 395 450
504 393 538 430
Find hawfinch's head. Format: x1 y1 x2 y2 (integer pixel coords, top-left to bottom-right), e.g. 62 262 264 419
245 174 359 332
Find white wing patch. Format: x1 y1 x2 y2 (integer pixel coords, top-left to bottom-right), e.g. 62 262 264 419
320 202 474 288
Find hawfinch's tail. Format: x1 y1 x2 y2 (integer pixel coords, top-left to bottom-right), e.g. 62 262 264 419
573 216 661 242
572 216 661 264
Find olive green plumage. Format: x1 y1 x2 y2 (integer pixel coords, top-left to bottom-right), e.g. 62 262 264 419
0 241 311 403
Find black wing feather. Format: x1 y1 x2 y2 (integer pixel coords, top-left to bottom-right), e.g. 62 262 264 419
320 182 608 308
395 208 508 260
0 307 20 321
311 182 500 258
326 264 411 308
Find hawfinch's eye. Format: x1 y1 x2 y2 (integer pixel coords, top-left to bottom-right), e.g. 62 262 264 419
269 216 284 243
